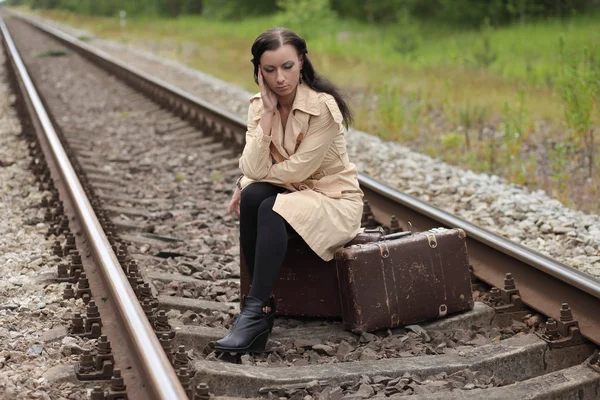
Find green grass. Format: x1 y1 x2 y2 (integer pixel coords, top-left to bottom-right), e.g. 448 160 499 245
36 48 70 57
23 8 599 124
15 8 600 212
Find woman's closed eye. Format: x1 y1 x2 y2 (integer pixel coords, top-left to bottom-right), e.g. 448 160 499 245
263 63 294 73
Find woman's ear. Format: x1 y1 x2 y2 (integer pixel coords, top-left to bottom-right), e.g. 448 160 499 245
299 56 304 70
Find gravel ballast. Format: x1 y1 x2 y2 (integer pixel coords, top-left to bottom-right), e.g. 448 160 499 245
0 44 91 399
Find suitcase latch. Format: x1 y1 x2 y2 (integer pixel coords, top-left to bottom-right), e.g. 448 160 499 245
376 242 389 258
424 232 437 248
439 304 448 317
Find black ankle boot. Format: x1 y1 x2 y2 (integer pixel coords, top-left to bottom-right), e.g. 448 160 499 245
215 296 274 353
239 295 276 332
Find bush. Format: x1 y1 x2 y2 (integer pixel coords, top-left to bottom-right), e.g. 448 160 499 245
275 0 336 38
203 0 276 20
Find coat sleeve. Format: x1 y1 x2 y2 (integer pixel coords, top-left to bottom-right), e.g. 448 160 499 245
238 100 273 180
259 98 342 184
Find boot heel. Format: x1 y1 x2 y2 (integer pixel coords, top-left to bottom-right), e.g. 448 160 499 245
268 315 275 333
248 330 269 353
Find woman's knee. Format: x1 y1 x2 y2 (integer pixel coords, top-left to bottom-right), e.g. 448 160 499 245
240 182 276 211
257 196 277 217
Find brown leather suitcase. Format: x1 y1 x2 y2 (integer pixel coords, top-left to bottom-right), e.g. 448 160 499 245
239 228 389 317
335 227 474 333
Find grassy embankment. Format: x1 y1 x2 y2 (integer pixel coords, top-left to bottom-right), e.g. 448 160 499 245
17 8 600 213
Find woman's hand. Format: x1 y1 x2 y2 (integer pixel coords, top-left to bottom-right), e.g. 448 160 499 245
227 187 241 217
258 68 277 112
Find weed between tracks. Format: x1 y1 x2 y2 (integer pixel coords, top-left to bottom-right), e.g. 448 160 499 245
36 49 70 57
16 8 600 213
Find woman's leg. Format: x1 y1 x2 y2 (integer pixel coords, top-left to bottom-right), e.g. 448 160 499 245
215 186 290 353
239 183 286 279
248 195 289 301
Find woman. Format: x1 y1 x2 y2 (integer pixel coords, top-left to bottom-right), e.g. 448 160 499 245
215 27 363 354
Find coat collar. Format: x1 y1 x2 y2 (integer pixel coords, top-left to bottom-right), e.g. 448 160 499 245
291 83 321 116
250 84 321 160
249 83 321 116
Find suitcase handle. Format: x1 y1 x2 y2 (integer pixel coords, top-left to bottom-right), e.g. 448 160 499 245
381 231 412 241
363 227 386 235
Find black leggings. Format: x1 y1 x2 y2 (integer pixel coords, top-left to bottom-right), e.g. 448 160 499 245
240 182 292 301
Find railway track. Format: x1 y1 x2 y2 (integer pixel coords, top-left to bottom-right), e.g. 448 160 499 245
2 9 600 399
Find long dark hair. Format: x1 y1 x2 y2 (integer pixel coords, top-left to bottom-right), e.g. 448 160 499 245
250 27 353 127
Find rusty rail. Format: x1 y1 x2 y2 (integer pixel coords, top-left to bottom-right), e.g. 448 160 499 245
0 14 188 400
7 10 600 347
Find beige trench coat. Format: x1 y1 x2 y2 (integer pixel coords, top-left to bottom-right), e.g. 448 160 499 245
238 83 364 261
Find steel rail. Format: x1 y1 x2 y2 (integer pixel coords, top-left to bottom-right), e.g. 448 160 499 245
0 15 188 400
8 10 600 345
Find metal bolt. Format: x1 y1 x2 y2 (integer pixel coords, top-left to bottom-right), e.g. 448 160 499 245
128 271 140 295
90 386 105 400
116 251 127 265
86 300 100 319
52 240 63 257
70 251 82 264
174 345 188 369
44 209 53 222
63 234 76 257
503 273 516 291
69 251 83 282
78 273 90 289
57 263 69 280
177 367 192 397
142 299 155 324
365 215 377 229
159 333 173 353
63 283 75 299
78 349 95 374
489 287 501 304
195 383 210 400
139 283 152 299
156 310 168 325
545 318 560 339
154 310 174 338
97 335 112 355
110 369 126 392
390 215 401 233
127 261 139 274
71 312 85 334
560 303 574 322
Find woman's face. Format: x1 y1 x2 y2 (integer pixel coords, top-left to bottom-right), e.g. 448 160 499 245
259 44 303 97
